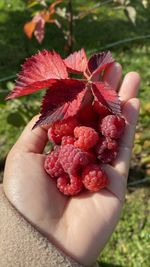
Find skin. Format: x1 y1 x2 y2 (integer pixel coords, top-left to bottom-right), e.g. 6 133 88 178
3 64 140 266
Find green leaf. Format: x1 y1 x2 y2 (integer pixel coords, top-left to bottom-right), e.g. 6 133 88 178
0 89 8 102
56 7 67 18
7 112 25 127
125 6 136 24
27 0 40 8
142 0 148 8
27 0 47 8
6 81 15 91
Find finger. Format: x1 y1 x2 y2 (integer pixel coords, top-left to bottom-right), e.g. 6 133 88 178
103 62 122 90
12 115 48 154
119 72 141 102
102 164 126 203
114 98 140 179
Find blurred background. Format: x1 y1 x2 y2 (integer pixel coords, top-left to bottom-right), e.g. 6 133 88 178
0 0 150 266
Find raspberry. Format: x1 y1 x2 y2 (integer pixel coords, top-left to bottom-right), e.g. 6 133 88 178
48 127 61 144
61 136 75 146
82 164 109 192
93 101 110 117
59 144 93 175
78 104 98 128
74 126 99 150
57 173 83 196
48 116 79 144
100 115 125 139
95 136 118 163
86 149 97 162
44 149 64 178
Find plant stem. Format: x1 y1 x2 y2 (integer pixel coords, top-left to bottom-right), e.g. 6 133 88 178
128 177 150 186
87 33 150 54
67 0 73 53
77 0 113 19
0 74 16 83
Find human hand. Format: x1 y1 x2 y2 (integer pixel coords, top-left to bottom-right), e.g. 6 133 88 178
3 64 140 266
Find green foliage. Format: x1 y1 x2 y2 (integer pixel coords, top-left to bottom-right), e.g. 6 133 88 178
99 188 150 267
0 0 25 10
0 1 150 265
23 0 147 48
0 89 8 102
7 112 25 127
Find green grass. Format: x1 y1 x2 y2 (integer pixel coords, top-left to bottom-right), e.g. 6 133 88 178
99 187 150 267
0 1 150 266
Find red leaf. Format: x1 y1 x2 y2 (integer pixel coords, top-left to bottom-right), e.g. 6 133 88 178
88 51 114 78
6 50 68 99
92 82 121 115
79 85 94 108
64 48 88 74
24 20 36 39
33 14 46 44
49 0 62 15
63 90 87 118
34 104 70 128
33 79 85 127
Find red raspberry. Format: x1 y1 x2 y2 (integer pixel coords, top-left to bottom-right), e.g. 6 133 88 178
61 136 75 146
57 173 83 196
95 136 118 163
78 104 98 128
59 144 93 175
100 115 125 139
74 126 99 150
44 149 64 178
82 164 109 192
48 116 79 144
86 149 97 162
93 101 110 117
48 127 61 144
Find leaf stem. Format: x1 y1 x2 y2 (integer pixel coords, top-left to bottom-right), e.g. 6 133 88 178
128 177 150 186
76 0 113 19
67 0 73 53
0 74 16 83
88 34 150 54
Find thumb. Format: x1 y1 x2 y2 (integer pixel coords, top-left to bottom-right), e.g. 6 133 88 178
12 115 48 154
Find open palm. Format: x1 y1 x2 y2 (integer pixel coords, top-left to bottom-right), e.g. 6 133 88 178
3 64 140 266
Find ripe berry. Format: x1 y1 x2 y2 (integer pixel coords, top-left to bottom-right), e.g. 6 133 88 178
59 144 93 175
61 135 75 146
44 149 64 178
48 116 79 144
74 126 99 150
95 136 118 163
100 115 125 139
48 127 61 144
57 174 83 196
82 164 109 192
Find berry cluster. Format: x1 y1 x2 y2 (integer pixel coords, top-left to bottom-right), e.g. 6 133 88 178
6 47 126 197
44 104 125 196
